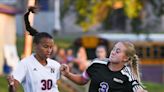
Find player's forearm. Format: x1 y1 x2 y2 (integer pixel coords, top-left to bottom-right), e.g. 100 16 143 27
65 73 88 85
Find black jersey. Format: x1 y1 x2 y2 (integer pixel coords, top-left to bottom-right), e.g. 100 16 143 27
86 60 142 92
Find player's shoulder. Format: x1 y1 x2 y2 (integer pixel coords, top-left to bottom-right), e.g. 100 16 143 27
88 59 108 68
121 66 137 81
91 59 108 65
19 55 34 64
121 66 131 72
121 66 132 75
47 58 61 67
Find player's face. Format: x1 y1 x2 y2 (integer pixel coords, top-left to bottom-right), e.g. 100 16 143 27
35 37 54 59
109 42 128 64
96 47 106 59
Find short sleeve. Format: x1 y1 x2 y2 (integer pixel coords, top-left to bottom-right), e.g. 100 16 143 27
86 64 96 79
12 61 27 83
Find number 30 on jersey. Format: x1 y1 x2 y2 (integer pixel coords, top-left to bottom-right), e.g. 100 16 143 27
41 79 53 90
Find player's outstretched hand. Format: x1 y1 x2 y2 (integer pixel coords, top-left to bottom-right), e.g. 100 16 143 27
136 89 148 92
60 64 70 76
28 6 38 13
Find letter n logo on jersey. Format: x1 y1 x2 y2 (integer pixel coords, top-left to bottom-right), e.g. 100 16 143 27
51 68 55 73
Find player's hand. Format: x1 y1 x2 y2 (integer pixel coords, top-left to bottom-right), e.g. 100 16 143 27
28 6 38 13
136 89 148 92
60 64 70 76
7 75 14 86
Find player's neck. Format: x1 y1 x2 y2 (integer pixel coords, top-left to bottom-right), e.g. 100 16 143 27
39 60 47 66
108 63 124 72
34 54 47 66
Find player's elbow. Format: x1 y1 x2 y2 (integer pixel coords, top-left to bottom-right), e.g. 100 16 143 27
77 77 89 85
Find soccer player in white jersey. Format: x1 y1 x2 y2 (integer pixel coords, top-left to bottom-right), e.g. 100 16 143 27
7 7 60 92
60 41 147 92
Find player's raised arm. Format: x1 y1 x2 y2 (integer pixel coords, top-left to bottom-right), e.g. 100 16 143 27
60 64 89 85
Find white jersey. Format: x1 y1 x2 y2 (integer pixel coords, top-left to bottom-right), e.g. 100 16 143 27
12 54 61 92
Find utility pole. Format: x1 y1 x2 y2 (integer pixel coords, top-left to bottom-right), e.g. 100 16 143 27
53 0 61 34
22 0 36 58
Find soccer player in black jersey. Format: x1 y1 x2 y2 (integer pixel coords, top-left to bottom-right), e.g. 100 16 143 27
60 41 147 92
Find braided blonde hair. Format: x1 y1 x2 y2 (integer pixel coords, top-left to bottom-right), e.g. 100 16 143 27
121 41 141 83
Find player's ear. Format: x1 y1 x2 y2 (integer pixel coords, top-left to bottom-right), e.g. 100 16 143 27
123 56 129 62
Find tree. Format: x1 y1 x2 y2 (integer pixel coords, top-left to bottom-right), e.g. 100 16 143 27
62 0 143 32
